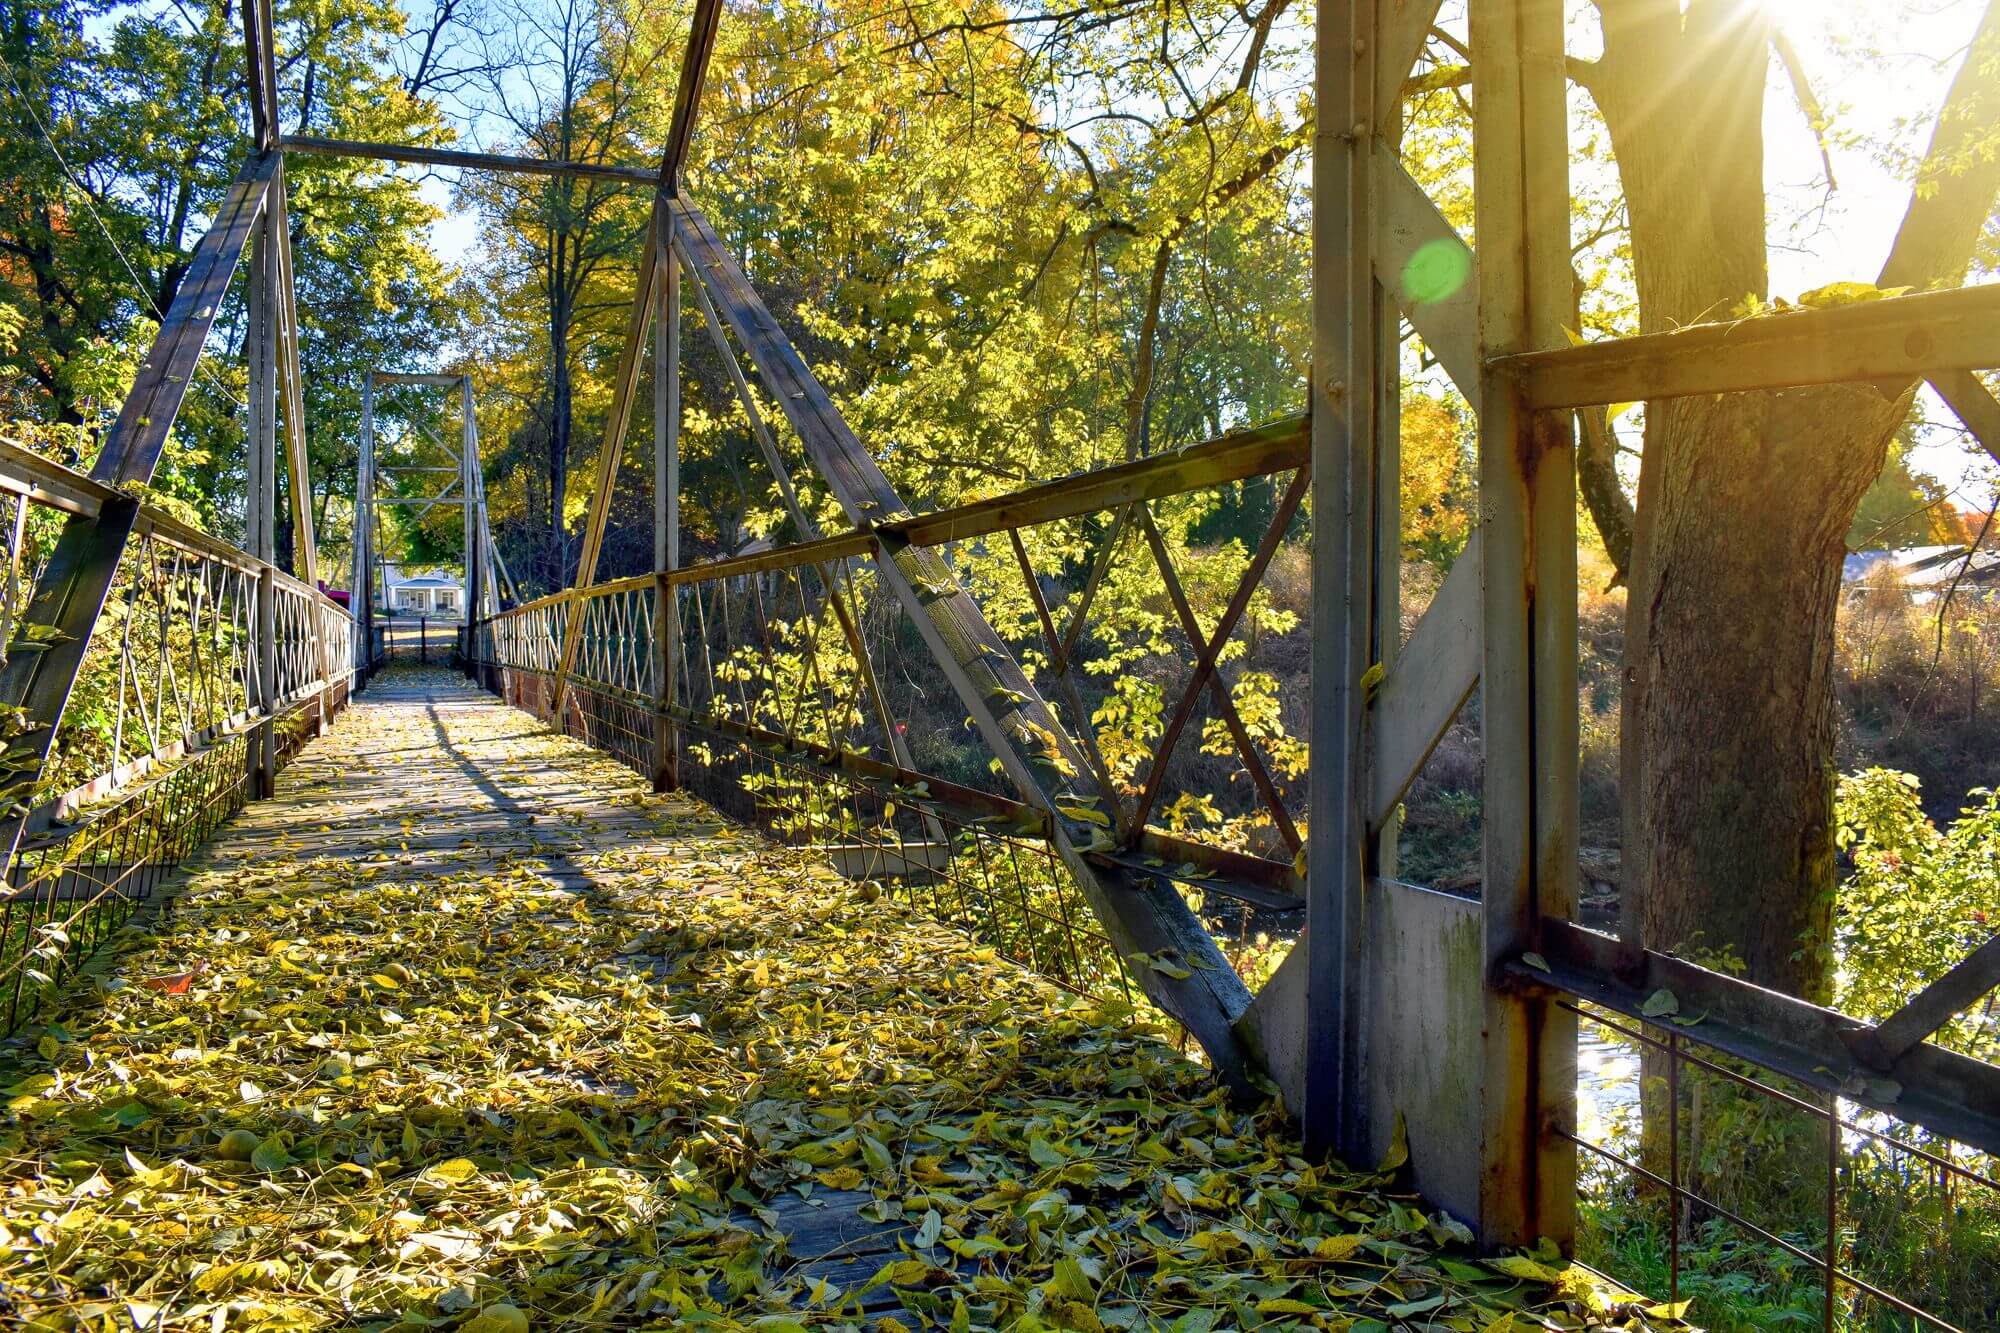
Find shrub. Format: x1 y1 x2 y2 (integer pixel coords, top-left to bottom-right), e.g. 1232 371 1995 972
1834 769 2000 1061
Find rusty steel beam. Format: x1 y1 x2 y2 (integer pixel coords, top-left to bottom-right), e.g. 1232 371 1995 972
659 0 725 192
1469 0 1578 1247
283 135 660 186
1498 284 2000 409
669 195 1259 1091
1518 920 2000 1158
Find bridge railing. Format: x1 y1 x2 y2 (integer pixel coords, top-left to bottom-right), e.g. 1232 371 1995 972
0 435 354 1033
469 421 1313 1013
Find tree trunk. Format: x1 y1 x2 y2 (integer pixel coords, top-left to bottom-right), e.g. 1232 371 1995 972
1625 386 1897 995
1593 0 2000 999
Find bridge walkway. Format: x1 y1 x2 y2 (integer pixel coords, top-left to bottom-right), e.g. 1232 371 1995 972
0 667 1617 1330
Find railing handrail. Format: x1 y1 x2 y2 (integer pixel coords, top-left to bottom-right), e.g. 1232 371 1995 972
475 413 1310 626
0 434 355 624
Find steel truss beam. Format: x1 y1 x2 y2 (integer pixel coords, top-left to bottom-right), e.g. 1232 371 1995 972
356 371 488 664
1517 921 2000 1158
543 0 723 719
549 212 664 715
1844 933 2000 1073
0 153 277 861
1932 368 2000 466
269 168 331 733
1295 0 1377 1161
659 0 724 192
355 376 381 676
1465 0 1580 1245
283 136 660 186
663 197 1258 1090
1497 284 2000 408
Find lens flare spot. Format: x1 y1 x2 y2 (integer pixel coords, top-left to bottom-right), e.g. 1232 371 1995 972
1401 238 1471 305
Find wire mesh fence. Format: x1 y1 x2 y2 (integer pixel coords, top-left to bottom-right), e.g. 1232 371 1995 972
0 443 357 1038
1566 997 1998 1331
467 500 1310 1021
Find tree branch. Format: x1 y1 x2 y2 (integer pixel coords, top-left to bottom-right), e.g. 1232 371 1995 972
1879 0 2000 291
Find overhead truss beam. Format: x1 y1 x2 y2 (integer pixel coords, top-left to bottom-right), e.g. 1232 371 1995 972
283 135 660 185
659 0 725 192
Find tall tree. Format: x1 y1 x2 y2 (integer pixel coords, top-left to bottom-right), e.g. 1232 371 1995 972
0 0 459 562
1574 0 2000 997
463 0 657 589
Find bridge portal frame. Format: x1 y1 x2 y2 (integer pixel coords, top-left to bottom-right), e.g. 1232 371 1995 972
29 0 1997 1269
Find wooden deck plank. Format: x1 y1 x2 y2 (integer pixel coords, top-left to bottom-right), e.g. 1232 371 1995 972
0 665 1644 1330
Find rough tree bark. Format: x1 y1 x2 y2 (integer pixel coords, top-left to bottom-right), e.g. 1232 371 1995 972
1584 0 2000 999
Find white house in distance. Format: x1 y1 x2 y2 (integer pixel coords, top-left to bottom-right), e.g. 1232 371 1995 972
1843 545 1999 604
380 562 465 619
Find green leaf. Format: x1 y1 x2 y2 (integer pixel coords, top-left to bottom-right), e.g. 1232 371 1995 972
1487 1255 1562 1283
1384 1293 1447 1318
250 1138 291 1174
1377 1111 1409 1172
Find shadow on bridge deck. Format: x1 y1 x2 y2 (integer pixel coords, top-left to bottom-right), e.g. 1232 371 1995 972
0 666 1639 1329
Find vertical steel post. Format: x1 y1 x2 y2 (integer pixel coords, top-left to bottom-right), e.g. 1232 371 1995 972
1470 0 1579 1247
1374 86 1408 883
265 166 330 736
354 374 376 684
246 211 278 797
461 375 483 674
1302 0 1379 1162
653 251 682 790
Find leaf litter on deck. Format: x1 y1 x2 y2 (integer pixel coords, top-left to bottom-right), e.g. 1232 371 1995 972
0 667 1687 1331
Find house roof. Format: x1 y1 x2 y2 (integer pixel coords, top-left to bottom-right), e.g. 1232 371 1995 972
1843 545 1980 582
391 573 462 589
